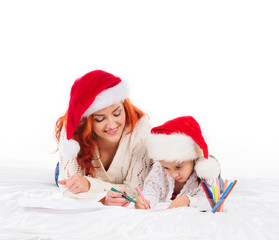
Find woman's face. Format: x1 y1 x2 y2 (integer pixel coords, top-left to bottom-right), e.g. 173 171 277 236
159 160 194 183
92 103 126 145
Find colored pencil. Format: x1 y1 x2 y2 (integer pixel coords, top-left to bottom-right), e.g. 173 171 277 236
200 181 216 208
111 187 136 203
216 178 220 199
136 186 150 209
211 180 237 213
214 185 218 202
219 179 229 211
223 179 228 192
212 185 215 202
201 179 213 198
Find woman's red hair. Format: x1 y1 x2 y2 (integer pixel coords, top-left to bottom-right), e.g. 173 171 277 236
55 99 145 177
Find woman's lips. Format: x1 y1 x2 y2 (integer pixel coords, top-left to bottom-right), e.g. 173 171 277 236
105 127 118 135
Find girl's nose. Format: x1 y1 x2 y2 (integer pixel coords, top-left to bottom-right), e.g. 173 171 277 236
171 171 179 178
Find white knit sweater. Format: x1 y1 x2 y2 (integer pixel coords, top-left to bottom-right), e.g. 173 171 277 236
142 161 212 209
58 116 152 201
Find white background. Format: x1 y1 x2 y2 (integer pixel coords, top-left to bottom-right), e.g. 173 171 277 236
0 0 278 178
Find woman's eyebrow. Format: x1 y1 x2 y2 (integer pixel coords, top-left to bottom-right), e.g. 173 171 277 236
112 106 121 113
94 106 121 117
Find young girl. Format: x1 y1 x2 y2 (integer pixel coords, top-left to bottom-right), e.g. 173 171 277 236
55 70 152 206
135 116 222 209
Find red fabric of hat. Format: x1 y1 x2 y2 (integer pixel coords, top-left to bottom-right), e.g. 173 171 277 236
151 116 208 159
146 116 221 179
59 70 128 161
67 70 121 140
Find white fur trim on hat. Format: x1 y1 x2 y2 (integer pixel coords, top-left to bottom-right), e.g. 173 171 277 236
59 139 80 160
83 81 129 117
194 156 221 179
146 133 203 162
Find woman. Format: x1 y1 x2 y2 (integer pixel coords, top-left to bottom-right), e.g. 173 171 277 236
54 70 152 206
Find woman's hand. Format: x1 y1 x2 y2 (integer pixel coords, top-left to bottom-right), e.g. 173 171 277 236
58 174 90 194
167 195 190 209
104 189 130 207
135 196 150 209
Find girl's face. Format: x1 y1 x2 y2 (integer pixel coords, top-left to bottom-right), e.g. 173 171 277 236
159 160 194 183
92 103 126 145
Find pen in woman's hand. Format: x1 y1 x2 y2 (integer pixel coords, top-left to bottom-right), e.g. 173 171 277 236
110 187 136 203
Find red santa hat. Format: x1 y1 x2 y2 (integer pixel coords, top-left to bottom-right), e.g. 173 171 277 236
59 70 129 160
146 116 221 179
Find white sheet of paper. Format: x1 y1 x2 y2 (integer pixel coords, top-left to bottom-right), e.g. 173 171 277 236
17 197 104 210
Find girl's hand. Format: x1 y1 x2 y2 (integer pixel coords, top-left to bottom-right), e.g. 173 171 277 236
135 196 150 209
58 174 90 194
104 189 130 207
167 195 190 209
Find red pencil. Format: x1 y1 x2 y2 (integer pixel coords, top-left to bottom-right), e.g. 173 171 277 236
200 181 216 209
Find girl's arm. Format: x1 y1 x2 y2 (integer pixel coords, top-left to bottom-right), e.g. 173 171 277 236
141 161 167 208
167 195 190 209
179 173 208 208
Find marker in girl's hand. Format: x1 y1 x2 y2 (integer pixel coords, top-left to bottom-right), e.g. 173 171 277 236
110 187 136 203
136 186 150 209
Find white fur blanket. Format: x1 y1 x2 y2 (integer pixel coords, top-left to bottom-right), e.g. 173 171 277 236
0 167 278 240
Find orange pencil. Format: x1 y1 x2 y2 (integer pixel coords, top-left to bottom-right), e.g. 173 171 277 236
220 179 228 211
223 179 228 193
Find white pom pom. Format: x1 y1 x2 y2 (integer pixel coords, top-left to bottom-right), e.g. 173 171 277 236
59 139 80 160
195 156 221 179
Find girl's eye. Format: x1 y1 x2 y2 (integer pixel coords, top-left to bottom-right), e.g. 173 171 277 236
176 166 182 169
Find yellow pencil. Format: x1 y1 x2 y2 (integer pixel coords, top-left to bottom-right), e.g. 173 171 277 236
212 185 216 202
214 185 218 202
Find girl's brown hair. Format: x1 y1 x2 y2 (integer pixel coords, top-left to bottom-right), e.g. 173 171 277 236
55 99 145 177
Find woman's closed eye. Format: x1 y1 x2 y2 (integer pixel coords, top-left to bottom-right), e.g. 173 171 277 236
113 110 121 117
94 110 121 122
94 117 105 123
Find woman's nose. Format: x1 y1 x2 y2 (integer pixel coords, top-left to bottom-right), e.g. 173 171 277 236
106 117 117 128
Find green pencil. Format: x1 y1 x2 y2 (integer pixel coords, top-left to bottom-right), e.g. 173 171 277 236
111 187 136 203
